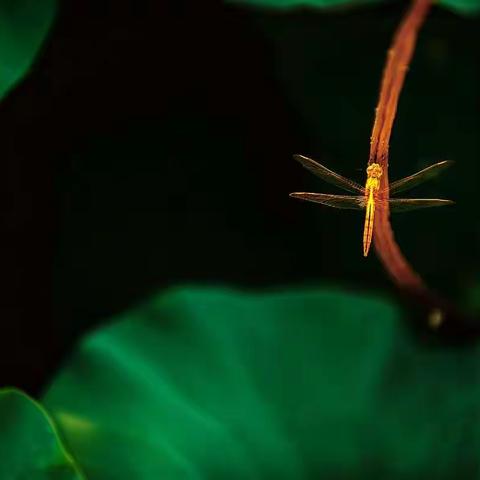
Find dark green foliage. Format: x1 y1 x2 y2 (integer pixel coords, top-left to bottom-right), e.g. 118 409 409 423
37 287 480 478
0 0 56 99
0 389 84 479
226 0 480 15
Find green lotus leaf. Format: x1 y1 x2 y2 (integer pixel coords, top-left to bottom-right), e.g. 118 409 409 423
225 0 376 10
225 0 480 14
0 0 57 100
42 286 480 478
439 0 480 14
0 388 84 479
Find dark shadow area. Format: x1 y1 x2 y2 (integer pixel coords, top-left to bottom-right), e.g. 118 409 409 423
0 0 478 393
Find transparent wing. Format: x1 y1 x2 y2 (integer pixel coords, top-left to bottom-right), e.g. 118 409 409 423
293 154 364 194
289 192 365 210
387 198 454 212
388 160 453 195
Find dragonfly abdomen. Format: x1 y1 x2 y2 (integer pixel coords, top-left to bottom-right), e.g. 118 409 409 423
363 190 376 257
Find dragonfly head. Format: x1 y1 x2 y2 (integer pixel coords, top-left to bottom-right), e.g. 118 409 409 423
366 163 383 179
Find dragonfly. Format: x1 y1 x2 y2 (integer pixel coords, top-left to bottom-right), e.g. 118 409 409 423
290 154 454 257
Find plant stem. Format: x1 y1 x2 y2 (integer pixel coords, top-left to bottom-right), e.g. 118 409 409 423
370 0 479 338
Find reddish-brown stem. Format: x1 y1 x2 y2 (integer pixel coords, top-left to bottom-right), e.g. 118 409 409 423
370 0 479 337
371 0 430 292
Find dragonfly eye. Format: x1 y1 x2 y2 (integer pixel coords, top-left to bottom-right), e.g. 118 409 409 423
366 163 383 178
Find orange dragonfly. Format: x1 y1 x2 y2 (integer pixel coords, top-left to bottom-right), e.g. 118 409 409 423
290 154 454 257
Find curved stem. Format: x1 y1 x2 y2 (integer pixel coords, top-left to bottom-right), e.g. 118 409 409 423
370 0 479 338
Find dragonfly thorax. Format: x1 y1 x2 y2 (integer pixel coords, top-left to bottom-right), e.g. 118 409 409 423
365 163 383 194
366 163 383 179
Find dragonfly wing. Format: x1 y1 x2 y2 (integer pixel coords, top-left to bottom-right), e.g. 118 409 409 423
388 198 454 212
388 160 453 195
290 193 365 210
293 154 364 194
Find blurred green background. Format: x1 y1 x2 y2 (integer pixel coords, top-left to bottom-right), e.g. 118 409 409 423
1 0 480 477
